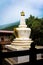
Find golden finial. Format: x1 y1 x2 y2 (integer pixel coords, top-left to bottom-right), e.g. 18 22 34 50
21 11 25 16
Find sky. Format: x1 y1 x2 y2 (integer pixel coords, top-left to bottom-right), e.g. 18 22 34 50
0 0 43 25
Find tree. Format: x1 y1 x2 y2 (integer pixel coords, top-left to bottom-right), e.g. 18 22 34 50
26 15 43 45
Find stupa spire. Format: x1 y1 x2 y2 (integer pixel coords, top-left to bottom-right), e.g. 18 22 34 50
19 11 27 28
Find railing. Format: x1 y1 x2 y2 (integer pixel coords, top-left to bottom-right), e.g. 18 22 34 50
0 45 43 65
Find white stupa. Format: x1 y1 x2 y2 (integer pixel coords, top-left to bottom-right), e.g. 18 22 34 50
11 11 33 48
5 11 33 64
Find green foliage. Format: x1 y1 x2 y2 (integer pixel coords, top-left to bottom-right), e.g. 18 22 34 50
31 20 41 31
2 23 19 31
26 15 43 45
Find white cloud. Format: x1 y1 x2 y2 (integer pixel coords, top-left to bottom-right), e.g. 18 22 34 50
0 0 43 25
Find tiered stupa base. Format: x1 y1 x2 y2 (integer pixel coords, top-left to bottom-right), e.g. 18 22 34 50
11 38 33 48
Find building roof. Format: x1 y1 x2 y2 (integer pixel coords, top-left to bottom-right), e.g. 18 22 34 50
0 30 14 34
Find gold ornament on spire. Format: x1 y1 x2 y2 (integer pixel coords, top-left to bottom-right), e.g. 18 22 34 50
21 11 25 16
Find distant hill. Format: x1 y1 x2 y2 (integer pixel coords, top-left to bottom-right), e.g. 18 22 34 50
0 21 20 30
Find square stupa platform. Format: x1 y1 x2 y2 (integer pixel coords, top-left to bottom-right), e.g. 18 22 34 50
5 45 30 64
